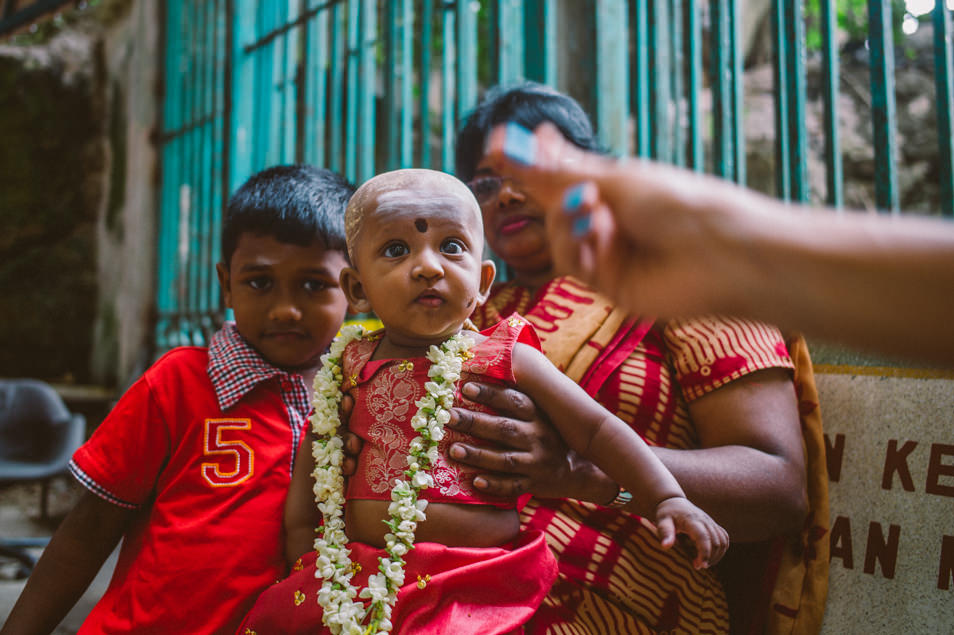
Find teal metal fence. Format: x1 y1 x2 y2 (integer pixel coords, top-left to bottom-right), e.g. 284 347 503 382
156 0 954 351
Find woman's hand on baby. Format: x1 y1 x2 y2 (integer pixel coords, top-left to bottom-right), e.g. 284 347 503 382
653 496 729 569
447 382 618 503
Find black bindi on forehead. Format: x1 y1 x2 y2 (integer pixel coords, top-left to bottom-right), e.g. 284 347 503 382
415 219 428 233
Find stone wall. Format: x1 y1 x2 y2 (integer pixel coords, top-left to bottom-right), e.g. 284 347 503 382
0 0 158 389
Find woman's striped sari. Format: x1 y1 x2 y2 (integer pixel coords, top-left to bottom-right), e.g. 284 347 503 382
473 276 828 634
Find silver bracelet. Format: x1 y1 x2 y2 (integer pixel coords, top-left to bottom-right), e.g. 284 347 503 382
607 485 633 509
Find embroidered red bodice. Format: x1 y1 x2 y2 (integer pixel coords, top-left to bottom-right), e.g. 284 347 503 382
343 316 538 508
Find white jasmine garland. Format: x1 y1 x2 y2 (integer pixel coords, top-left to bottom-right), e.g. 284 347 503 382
310 326 472 634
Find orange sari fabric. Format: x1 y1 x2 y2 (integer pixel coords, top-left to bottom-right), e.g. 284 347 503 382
473 277 827 634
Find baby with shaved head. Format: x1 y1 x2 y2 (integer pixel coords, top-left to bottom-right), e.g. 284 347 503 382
247 168 727 634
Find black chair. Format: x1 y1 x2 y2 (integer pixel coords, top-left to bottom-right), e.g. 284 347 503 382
0 379 85 577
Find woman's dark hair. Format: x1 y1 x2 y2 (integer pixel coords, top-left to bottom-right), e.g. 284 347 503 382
456 82 605 181
221 164 355 265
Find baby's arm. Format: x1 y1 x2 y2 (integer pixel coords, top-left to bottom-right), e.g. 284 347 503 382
511 342 728 567
0 492 131 634
284 431 322 567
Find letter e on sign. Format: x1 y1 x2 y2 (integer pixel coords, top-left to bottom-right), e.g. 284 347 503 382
925 443 954 498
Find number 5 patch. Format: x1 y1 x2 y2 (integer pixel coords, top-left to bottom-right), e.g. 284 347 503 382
202 419 254 486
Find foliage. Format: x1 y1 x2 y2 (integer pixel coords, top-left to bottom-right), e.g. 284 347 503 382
804 0 909 52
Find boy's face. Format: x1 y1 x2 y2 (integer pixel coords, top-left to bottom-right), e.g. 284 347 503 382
342 187 495 349
216 234 349 371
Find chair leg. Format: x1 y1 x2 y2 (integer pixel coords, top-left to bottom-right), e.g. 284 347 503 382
0 544 36 579
40 478 50 521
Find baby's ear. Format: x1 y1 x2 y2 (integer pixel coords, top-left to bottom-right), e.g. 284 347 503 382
340 267 372 314
475 259 496 306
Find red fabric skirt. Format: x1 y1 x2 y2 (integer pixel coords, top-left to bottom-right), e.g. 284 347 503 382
237 530 557 635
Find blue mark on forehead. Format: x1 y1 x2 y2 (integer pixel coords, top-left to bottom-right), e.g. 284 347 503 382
415 219 428 233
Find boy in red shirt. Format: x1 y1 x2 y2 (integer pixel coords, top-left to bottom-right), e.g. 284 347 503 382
1 165 354 635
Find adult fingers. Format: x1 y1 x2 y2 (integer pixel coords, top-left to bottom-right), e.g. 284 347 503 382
457 381 539 423
339 392 354 423
471 473 532 498
447 440 531 474
341 454 357 477
484 122 609 195
341 430 363 457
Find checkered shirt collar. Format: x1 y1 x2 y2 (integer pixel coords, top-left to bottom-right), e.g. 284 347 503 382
207 322 309 414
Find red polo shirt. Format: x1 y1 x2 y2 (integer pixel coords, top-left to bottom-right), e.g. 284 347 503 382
70 324 309 634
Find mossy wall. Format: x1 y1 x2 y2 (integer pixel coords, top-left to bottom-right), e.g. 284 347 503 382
0 0 158 389
0 38 104 383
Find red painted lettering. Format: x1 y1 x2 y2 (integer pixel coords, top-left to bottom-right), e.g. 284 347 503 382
863 522 901 579
824 433 845 482
829 515 853 569
938 535 954 590
881 439 917 491
925 443 954 498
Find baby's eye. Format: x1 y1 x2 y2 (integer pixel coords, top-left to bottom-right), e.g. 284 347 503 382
441 239 466 255
247 277 271 291
383 242 408 258
303 279 330 293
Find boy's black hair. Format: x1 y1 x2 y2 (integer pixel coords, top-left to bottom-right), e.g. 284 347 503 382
456 82 605 182
222 164 355 265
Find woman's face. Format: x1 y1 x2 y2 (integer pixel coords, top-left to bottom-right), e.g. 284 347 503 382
469 154 554 280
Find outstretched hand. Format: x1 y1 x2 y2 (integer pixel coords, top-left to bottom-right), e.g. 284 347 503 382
653 496 729 569
482 122 761 320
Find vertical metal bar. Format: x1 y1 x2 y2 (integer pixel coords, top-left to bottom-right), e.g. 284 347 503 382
524 0 556 86
670 0 684 167
419 0 433 168
157 0 181 349
456 0 478 121
250 3 268 170
305 0 329 166
387 0 400 169
596 0 629 156
199 0 213 325
441 3 456 173
820 0 843 208
401 0 413 167
631 0 649 157
358 0 377 182
868 0 899 213
498 0 524 83
283 0 298 164
785 0 807 200
771 0 790 199
731 0 746 185
230 0 255 191
934 1 954 217
345 0 359 181
329 3 345 172
186 0 200 337
687 0 702 170
211 0 225 281
649 0 670 161
711 0 732 179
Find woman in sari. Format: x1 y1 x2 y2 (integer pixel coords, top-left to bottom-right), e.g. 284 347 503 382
446 83 829 634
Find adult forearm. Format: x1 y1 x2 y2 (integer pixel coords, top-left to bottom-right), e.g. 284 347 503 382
715 198 954 365
649 444 807 542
